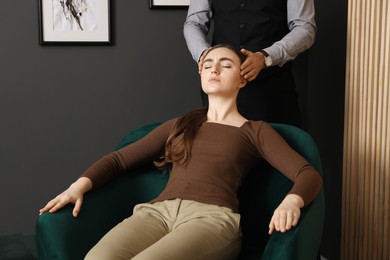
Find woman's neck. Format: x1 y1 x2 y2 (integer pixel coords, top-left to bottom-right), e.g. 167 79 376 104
206 98 247 127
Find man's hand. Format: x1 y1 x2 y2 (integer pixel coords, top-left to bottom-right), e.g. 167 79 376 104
240 49 266 81
198 47 211 74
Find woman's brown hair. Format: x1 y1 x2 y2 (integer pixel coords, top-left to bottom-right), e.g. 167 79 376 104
155 44 246 168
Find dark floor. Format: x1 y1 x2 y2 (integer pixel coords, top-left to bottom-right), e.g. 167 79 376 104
0 234 37 260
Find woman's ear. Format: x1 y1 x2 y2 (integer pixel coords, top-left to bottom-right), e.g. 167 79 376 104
239 76 247 89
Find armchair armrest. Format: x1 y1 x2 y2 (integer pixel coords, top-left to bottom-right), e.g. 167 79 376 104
261 189 325 260
36 166 168 260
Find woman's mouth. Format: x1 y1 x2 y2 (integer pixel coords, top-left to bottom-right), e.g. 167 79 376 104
209 77 220 83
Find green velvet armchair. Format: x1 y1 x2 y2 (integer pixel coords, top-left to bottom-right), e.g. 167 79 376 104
36 122 325 260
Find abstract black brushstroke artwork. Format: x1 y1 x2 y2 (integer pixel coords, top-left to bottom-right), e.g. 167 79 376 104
39 0 111 45
55 0 97 31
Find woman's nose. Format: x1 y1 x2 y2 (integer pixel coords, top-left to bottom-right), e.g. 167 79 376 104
211 66 219 74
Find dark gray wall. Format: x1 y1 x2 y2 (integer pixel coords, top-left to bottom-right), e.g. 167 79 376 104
0 1 346 259
0 0 201 234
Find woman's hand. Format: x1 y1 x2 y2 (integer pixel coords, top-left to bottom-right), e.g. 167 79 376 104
39 177 92 217
268 194 304 235
240 49 265 81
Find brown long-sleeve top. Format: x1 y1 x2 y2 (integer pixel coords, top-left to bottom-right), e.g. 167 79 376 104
81 119 322 213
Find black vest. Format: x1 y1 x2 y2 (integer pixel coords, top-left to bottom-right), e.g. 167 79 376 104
211 0 292 82
212 0 289 52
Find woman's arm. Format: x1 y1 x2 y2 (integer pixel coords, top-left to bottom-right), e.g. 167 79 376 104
39 118 177 217
256 122 322 205
254 122 322 233
79 118 177 189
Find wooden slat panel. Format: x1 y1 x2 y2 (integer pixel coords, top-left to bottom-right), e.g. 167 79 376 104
342 0 390 259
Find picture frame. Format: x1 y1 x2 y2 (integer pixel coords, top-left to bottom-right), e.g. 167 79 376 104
149 0 190 9
39 0 111 45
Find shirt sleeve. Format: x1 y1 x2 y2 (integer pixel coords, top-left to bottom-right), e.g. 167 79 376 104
79 118 178 189
183 0 213 62
263 0 317 66
254 122 322 206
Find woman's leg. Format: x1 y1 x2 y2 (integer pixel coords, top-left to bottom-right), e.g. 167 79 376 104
133 200 242 260
85 203 169 260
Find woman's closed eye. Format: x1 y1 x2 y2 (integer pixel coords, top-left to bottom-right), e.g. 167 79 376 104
204 63 232 69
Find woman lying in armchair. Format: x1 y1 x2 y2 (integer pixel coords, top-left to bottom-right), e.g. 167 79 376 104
40 44 322 260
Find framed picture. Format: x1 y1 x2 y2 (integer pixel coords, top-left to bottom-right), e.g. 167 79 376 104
39 0 111 45
149 0 190 9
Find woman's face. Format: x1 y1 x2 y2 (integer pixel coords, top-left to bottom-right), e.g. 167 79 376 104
200 47 246 97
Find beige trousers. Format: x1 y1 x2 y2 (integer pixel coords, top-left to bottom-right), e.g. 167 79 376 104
85 199 242 260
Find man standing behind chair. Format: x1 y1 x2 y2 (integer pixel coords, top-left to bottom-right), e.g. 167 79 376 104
184 0 316 127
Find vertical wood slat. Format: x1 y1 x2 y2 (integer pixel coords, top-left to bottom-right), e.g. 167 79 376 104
342 0 390 259
384 2 390 259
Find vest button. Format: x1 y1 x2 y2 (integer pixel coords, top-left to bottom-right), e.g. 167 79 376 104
240 45 245 49
240 24 245 28
240 2 245 7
